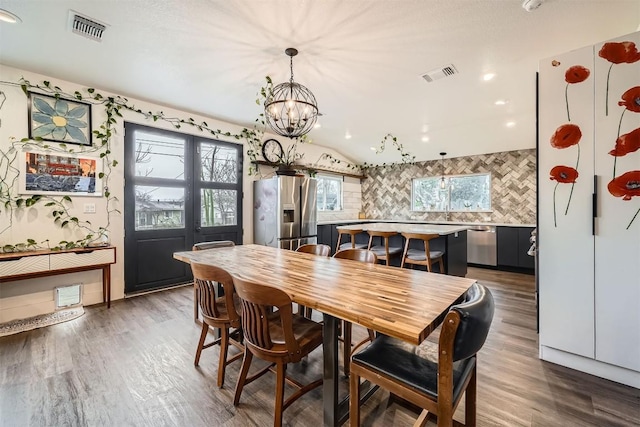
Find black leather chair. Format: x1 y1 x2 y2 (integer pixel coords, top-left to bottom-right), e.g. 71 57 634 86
349 282 495 427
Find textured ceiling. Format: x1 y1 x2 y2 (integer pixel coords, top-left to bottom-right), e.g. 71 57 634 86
0 0 638 164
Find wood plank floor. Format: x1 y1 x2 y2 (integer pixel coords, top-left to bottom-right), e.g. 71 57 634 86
1 267 638 426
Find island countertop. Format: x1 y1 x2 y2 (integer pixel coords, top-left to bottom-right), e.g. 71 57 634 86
335 222 469 236
318 219 535 227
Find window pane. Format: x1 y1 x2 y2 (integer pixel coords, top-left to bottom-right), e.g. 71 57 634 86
134 130 185 180
317 176 342 211
135 186 185 230
200 142 238 184
450 174 491 211
201 189 237 226
412 177 449 211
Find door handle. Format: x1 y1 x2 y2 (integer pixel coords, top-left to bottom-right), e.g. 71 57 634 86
195 225 201 232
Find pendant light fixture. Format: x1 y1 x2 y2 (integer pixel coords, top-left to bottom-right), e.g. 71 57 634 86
439 152 447 189
264 48 319 139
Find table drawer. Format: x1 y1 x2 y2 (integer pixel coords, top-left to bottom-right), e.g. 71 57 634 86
49 248 115 271
0 255 50 277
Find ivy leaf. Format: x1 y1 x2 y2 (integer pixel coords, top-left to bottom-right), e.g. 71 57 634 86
98 172 105 179
62 196 72 202
45 202 56 207
61 220 69 228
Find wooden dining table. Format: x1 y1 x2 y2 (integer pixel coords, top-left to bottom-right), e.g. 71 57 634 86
174 244 477 426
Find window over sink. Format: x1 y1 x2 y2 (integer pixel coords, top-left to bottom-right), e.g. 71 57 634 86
412 173 491 212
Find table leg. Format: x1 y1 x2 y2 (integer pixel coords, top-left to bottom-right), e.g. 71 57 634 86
323 313 339 426
103 265 111 308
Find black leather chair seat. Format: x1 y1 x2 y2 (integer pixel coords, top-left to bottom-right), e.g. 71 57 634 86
352 335 476 403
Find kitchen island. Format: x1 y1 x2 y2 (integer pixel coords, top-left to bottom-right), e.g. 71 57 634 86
319 221 468 277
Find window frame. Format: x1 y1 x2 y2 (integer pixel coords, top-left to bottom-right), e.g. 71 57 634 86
316 174 344 212
411 172 492 212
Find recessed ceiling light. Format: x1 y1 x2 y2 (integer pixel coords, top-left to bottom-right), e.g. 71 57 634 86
0 8 21 23
370 146 377 151
421 136 430 143
313 122 321 128
345 132 352 140
483 73 496 81
495 99 508 105
506 121 516 128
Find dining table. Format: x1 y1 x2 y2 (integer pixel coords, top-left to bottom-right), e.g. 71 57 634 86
173 244 477 426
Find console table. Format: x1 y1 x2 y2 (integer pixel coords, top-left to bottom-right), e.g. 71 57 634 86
0 246 116 308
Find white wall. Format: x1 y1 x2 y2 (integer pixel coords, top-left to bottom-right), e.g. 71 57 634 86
0 64 358 322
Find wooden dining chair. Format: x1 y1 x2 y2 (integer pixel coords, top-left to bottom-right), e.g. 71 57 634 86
366 230 403 265
349 283 495 427
192 240 236 323
232 275 323 427
336 227 368 251
332 248 378 376
295 243 331 318
296 243 331 257
190 261 244 388
400 232 445 273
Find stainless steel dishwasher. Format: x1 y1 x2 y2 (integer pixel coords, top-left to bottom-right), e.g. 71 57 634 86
467 225 497 266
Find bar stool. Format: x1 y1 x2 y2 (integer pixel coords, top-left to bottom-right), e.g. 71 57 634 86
336 227 367 251
400 232 445 273
366 230 403 266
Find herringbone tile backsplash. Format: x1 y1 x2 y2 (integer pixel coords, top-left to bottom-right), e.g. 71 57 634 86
362 149 536 224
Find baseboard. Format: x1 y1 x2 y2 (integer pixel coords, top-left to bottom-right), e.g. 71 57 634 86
540 345 640 388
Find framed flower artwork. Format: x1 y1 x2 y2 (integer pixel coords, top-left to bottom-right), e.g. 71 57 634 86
28 92 92 146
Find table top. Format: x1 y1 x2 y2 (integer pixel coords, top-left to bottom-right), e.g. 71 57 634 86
174 244 476 344
335 222 469 235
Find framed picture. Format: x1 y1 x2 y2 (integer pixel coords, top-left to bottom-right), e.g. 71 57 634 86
19 150 103 197
28 92 92 146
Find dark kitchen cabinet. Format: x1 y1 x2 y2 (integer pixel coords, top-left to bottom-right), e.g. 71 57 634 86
497 226 535 270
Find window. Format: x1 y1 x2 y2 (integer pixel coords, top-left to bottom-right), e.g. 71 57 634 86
412 173 491 212
317 176 342 211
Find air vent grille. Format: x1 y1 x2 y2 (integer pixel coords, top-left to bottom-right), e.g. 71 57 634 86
421 64 458 83
69 12 106 42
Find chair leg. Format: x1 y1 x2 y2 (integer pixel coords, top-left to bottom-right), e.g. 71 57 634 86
465 368 477 427
194 322 209 366
274 361 286 427
233 348 254 406
349 369 360 426
439 258 446 275
344 321 352 376
217 327 230 388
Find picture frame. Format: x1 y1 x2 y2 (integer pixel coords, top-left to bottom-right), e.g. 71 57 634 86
19 150 103 197
28 92 92 146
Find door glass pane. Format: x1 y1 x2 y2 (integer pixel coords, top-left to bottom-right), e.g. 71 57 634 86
201 189 237 226
200 142 238 183
135 185 185 230
134 130 185 180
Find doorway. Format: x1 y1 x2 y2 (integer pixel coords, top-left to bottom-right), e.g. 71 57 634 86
123 122 243 294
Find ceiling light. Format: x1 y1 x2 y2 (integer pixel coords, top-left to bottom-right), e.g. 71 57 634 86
313 122 321 128
345 132 352 140
370 146 377 151
439 152 447 189
421 136 430 143
483 73 496 81
495 99 507 105
264 48 319 139
506 121 516 128
0 9 21 23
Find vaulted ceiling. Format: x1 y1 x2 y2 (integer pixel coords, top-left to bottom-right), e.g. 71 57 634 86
0 1 638 164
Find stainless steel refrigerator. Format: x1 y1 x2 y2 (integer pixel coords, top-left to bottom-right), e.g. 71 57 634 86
253 176 317 250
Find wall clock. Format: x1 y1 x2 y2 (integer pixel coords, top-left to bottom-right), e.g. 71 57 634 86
261 139 283 164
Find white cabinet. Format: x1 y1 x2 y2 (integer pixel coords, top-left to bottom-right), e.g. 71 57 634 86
538 31 640 387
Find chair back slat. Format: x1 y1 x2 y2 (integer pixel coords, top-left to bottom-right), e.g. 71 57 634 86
190 262 239 324
296 243 331 256
333 248 377 264
445 283 495 361
240 299 273 349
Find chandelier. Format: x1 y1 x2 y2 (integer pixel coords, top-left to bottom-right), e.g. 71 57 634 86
439 152 448 189
264 48 319 139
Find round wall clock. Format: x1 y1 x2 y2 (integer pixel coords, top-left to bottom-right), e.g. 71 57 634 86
261 139 283 164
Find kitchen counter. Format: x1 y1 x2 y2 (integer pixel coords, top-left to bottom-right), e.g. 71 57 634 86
318 219 536 227
336 222 468 236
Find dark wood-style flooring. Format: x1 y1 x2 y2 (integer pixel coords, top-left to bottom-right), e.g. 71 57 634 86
1 267 638 426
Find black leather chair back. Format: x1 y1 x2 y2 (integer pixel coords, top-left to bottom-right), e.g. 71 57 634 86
451 283 495 362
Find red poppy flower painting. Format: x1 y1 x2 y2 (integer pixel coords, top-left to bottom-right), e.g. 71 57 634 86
599 42 640 116
550 124 582 148
618 86 640 113
550 165 579 227
609 128 640 157
563 65 590 121
608 170 640 229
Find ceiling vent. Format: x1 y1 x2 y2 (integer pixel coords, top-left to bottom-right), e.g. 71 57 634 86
68 11 106 42
421 64 458 83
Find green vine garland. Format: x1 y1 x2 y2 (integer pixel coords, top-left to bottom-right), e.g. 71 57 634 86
0 76 415 253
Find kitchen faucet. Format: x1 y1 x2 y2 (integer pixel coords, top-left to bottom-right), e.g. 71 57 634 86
444 207 449 222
